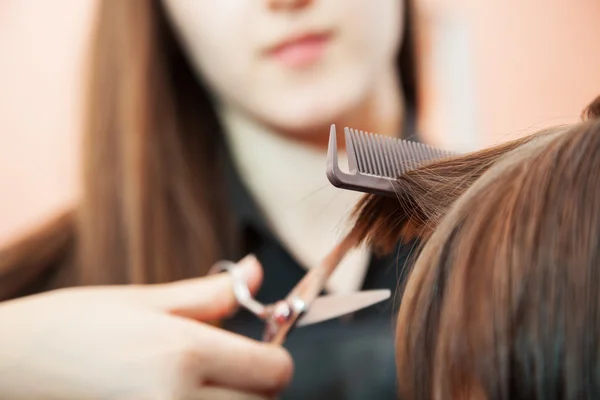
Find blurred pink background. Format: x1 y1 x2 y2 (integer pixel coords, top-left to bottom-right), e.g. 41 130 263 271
1 0 599 247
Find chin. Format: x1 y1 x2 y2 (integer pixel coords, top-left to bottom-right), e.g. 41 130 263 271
254 79 370 134
258 103 347 134
270 108 341 132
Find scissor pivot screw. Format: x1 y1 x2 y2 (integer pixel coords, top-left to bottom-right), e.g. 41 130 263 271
271 301 293 325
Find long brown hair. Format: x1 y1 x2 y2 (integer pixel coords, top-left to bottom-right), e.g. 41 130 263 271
348 96 600 399
0 0 418 300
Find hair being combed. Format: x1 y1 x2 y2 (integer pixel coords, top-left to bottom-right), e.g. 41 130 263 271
346 126 561 255
347 95 600 399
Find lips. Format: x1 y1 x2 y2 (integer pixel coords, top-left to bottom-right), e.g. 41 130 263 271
265 30 334 68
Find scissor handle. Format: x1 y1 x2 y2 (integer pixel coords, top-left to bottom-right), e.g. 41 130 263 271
209 261 268 318
209 230 356 346
209 261 308 340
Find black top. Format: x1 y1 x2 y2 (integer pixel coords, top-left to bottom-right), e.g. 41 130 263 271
222 136 418 399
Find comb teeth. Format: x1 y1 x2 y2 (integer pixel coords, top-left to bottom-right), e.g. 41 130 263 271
346 128 454 178
326 124 457 197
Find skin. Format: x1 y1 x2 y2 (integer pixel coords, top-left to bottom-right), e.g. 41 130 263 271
0 256 292 399
162 0 405 145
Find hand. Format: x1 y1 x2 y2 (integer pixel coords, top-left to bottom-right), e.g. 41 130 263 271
0 255 292 400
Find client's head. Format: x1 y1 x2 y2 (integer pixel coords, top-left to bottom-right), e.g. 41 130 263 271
349 95 600 399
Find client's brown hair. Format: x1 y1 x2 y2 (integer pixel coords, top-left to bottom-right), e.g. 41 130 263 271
348 96 600 399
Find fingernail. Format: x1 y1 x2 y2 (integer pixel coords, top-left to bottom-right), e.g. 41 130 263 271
239 253 257 264
235 254 259 280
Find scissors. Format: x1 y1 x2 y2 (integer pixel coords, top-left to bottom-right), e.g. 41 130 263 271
210 231 391 345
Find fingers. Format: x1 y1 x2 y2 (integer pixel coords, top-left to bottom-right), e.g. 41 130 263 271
135 254 264 321
196 324 293 395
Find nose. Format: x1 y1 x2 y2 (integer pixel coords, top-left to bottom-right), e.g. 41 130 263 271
267 0 313 11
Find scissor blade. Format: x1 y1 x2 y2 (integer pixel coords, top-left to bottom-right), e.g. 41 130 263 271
296 289 391 327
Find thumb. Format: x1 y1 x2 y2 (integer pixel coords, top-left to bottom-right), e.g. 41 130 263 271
134 254 264 321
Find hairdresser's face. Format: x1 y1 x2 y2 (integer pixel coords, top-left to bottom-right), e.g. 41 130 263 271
162 0 403 133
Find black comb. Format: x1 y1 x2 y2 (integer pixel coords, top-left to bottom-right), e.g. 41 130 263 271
326 124 457 197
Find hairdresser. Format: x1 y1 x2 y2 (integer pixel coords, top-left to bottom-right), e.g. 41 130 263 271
0 1 420 399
